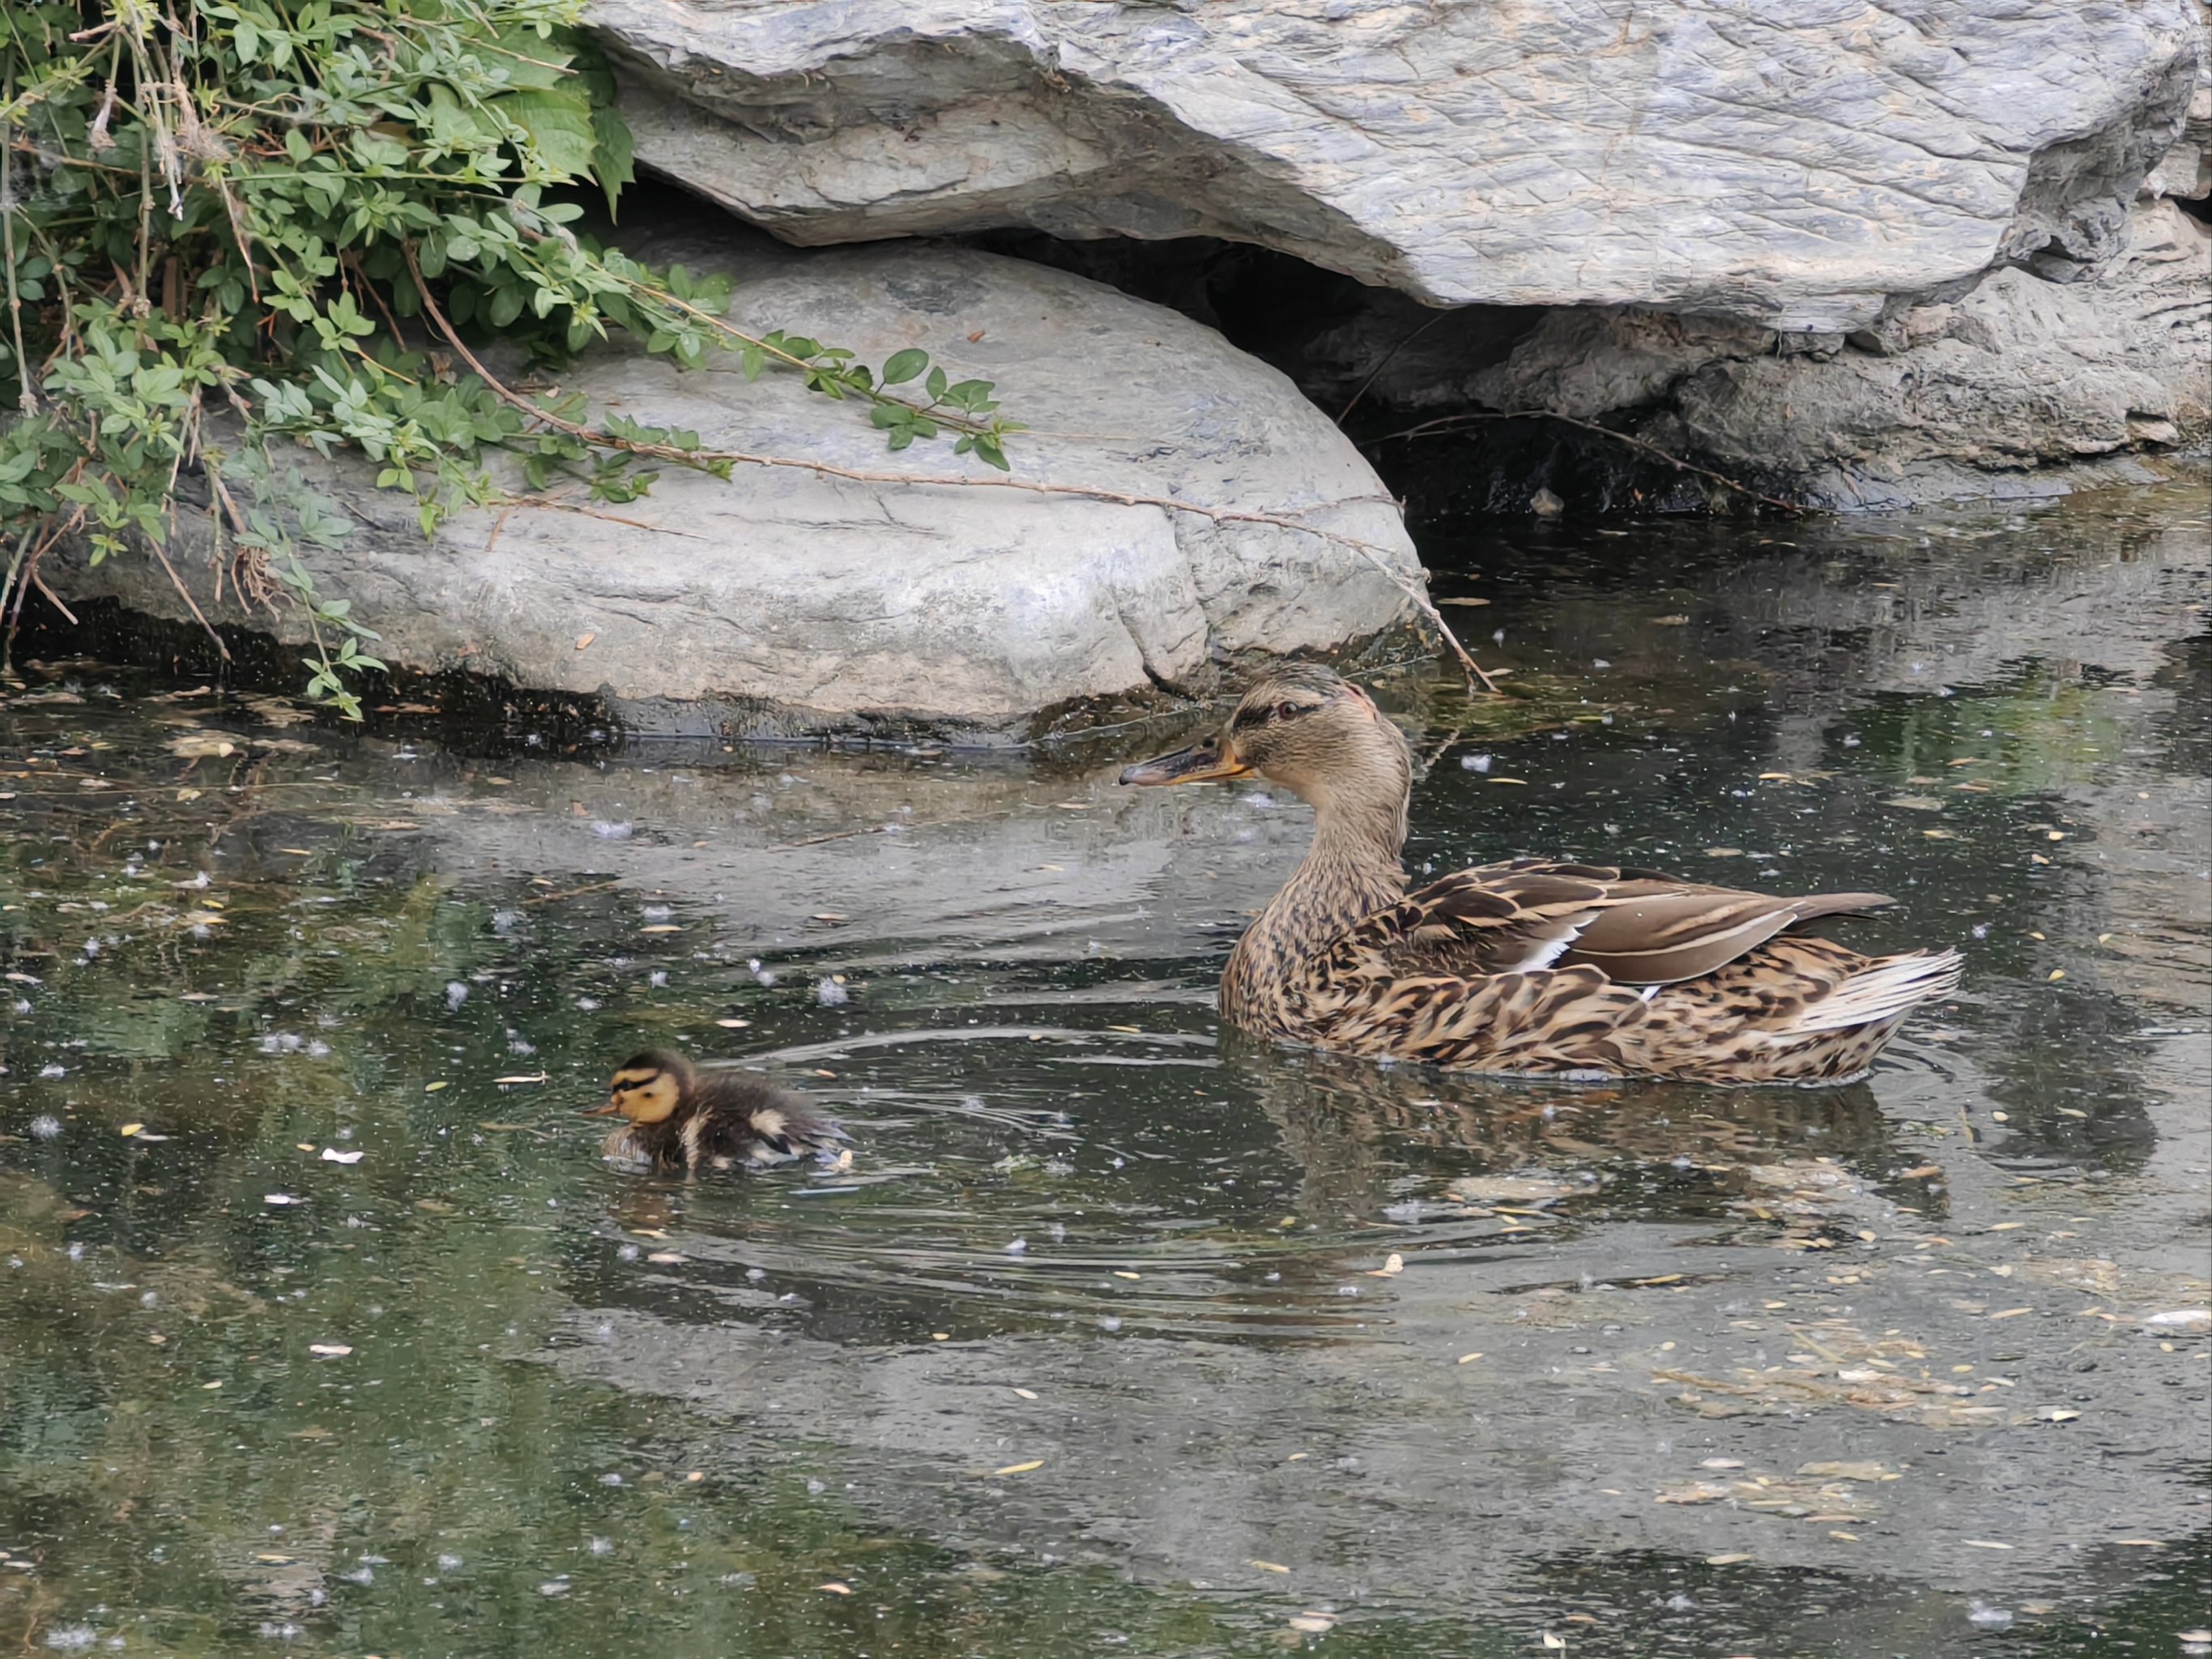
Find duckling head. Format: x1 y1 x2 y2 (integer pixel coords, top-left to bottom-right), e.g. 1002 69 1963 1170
587 1049 694 1124
1119 664 1411 837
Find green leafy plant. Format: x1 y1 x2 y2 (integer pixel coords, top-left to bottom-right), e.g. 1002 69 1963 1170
0 0 1020 717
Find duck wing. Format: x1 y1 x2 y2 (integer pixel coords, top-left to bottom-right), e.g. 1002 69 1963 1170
1558 880 1896 985
1312 859 1897 987
1321 860 1622 980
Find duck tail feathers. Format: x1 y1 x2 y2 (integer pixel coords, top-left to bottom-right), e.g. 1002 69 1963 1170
1794 949 1962 1033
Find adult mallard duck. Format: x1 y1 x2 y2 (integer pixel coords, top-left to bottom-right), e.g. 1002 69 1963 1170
1119 665 1960 1085
586 1050 847 1172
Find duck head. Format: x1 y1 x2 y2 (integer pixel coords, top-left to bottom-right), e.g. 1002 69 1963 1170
1119 665 1412 835
586 1049 694 1124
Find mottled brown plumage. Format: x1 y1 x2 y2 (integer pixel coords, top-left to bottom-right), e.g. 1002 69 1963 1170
586 1050 846 1172
1120 665 1961 1085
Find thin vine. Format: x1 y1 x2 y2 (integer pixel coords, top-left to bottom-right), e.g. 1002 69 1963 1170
1369 408 1808 516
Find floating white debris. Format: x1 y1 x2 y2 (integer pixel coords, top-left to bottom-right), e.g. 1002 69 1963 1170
321 1149 364 1164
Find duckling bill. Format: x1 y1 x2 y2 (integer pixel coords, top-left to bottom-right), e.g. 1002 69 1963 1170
586 1050 846 1173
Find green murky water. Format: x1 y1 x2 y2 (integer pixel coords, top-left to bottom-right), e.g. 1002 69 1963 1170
2 484 2207 1657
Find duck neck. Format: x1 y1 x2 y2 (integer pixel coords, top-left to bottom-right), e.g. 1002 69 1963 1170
1223 785 1409 1030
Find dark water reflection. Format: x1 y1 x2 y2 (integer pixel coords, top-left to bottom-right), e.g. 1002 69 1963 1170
1 483 2206 1657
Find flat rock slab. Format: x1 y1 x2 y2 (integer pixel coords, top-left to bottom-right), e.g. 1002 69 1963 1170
49 231 1421 740
594 0 2205 329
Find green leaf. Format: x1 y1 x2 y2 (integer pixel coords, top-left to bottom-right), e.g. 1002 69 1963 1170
488 25 575 92
492 88 597 180
881 348 928 385
589 104 635 218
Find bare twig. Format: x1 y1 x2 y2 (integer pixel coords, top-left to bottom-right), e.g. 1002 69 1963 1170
0 525 35 676
401 246 1498 691
1336 311 1447 424
1370 408 1808 516
501 493 716 539
4 518 68 671
27 562 77 624
147 535 231 658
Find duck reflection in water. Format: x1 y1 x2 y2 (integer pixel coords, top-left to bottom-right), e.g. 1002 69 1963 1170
1229 1032 1949 1239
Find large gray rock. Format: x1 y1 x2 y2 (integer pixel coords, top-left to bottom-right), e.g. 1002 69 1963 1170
48 231 1421 739
593 0 2205 330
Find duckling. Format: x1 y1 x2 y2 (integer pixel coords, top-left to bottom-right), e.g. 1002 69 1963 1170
585 1049 846 1173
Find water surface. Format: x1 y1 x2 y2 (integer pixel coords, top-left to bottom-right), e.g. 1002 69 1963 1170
2 484 2207 1657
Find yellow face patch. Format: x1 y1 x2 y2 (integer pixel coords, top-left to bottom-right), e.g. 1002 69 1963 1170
607 1067 680 1124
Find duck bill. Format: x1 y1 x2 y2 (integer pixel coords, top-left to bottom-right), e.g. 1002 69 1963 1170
1119 736 1251 787
582 1099 624 1117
